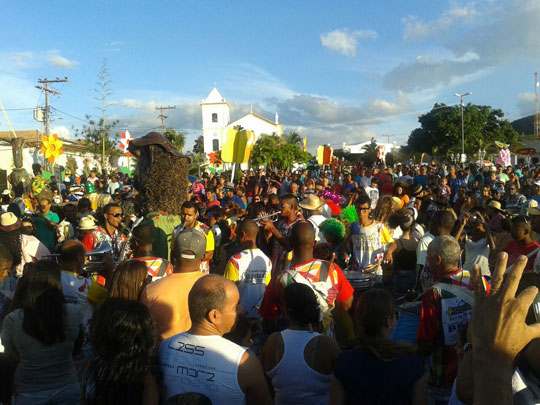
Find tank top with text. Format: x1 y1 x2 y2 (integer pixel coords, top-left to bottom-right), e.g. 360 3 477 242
159 332 247 405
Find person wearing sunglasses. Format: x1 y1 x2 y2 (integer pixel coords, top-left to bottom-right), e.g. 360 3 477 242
87 203 127 262
505 183 526 214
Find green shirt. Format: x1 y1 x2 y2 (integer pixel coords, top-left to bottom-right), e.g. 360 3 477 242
34 211 60 249
141 212 181 260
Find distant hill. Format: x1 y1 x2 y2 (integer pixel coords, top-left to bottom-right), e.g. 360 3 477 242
512 115 535 135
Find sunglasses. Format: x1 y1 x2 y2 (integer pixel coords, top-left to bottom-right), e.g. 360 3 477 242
358 207 370 212
108 213 122 218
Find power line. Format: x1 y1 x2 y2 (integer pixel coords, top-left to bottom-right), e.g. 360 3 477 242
155 105 176 133
35 77 69 139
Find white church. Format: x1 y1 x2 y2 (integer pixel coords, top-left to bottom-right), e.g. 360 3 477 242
201 87 284 154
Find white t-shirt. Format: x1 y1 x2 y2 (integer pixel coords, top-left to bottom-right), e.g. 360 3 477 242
463 237 490 276
416 232 434 267
17 234 50 277
308 214 328 244
159 333 247 405
224 248 272 319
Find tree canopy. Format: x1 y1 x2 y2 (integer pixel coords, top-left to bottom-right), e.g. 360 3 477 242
163 127 185 153
407 103 519 156
75 116 119 167
193 135 204 154
250 134 311 170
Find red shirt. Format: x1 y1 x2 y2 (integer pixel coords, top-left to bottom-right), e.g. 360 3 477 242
504 240 540 272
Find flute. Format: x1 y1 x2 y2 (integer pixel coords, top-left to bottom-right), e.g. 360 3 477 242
254 211 281 222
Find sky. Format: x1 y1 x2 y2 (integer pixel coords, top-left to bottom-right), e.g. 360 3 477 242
1 0 539 153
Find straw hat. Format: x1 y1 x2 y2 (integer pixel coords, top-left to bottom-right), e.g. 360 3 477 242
0 212 21 232
299 194 324 211
487 200 505 213
78 215 97 231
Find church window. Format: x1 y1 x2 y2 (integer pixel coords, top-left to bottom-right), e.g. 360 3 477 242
212 113 218 123
212 139 219 151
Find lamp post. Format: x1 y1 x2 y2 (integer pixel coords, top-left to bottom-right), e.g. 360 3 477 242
454 92 472 167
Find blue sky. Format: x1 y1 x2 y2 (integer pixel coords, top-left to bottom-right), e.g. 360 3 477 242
1 0 539 152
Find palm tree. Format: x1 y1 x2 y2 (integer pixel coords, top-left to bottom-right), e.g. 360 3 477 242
284 132 302 146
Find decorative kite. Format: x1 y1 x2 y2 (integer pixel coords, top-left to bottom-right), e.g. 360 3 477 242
119 130 132 157
40 133 63 164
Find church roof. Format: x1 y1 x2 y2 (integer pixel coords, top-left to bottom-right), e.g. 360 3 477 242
229 112 278 127
202 87 227 104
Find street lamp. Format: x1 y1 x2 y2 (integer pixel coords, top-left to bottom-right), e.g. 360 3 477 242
454 92 472 167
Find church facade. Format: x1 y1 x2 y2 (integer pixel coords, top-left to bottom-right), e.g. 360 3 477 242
200 87 283 154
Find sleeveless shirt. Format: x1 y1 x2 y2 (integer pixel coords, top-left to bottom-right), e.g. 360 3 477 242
266 329 331 405
159 332 247 405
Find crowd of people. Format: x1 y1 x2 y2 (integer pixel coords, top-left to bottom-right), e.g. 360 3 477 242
1 158 540 404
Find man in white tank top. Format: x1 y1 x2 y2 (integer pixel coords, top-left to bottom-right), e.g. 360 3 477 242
159 274 272 405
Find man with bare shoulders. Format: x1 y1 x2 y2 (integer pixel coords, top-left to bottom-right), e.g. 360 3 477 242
159 275 272 405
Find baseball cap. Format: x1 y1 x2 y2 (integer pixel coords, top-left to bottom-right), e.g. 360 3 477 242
173 228 206 260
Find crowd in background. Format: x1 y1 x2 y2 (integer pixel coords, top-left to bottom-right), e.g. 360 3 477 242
0 158 539 404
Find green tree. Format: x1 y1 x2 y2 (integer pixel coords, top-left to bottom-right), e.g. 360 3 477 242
193 135 204 154
284 131 302 146
361 138 379 166
75 116 120 166
250 134 310 170
163 127 185 153
407 103 519 156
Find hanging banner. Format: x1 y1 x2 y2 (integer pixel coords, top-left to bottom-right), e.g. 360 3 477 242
302 137 307 152
317 145 333 165
221 128 255 164
119 130 132 156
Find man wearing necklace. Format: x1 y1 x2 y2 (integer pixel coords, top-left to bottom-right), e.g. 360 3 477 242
83 203 126 261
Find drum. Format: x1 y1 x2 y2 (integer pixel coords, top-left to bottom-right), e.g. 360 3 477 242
390 300 422 343
344 271 376 292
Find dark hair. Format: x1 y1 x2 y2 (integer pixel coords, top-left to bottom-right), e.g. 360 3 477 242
283 283 320 328
223 315 252 346
164 392 212 405
388 209 414 232
280 194 298 209
89 298 157 404
7 203 22 218
108 260 149 300
188 275 227 324
355 288 415 360
355 194 372 207
132 224 154 246
103 203 120 215
19 260 66 344
182 200 199 213
59 241 86 266
78 197 92 213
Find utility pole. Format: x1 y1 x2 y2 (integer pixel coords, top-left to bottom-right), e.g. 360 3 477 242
383 134 394 144
35 77 69 138
535 72 539 139
156 105 176 134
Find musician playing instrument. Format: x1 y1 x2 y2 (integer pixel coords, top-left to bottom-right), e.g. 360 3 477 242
82 203 127 262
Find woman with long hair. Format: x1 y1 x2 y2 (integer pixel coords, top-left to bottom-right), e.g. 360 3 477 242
373 195 396 228
107 260 149 300
261 283 341 405
83 298 158 404
394 182 410 208
330 288 425 405
1 260 84 404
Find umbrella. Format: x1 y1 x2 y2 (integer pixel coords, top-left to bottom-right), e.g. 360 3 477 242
188 175 198 184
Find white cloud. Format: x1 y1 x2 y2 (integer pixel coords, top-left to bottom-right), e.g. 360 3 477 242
320 29 377 57
52 125 71 139
402 2 479 41
10 52 34 69
385 0 540 93
517 92 536 116
43 50 79 69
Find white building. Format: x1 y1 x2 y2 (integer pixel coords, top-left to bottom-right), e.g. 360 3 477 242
201 87 283 154
342 140 398 155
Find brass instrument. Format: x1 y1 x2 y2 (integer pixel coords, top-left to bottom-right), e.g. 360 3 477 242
43 242 113 276
254 211 281 224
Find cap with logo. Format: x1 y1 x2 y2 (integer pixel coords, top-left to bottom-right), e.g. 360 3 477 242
173 228 207 260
